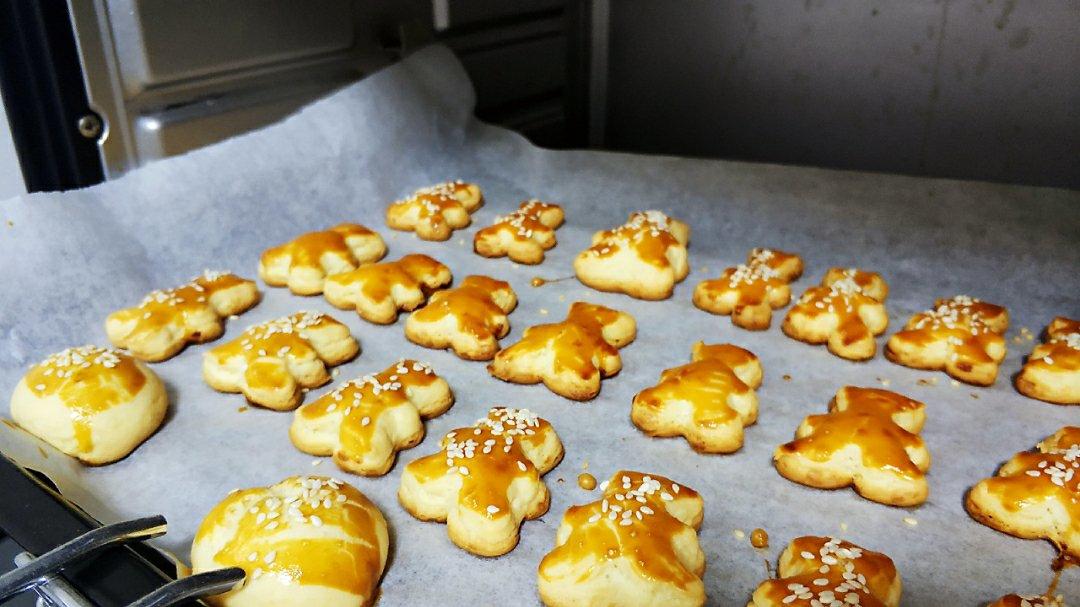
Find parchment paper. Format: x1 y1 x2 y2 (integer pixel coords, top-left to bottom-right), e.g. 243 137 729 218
1 45 1078 605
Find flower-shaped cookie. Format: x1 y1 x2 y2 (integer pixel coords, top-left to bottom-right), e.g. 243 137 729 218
632 342 762 453
488 302 636 400
574 210 691 300
966 426 1080 560
404 275 517 360
191 476 388 607
324 254 452 324
106 270 260 362
398 407 563 556
988 595 1065 607
9 346 167 464
886 295 1009 386
385 180 483 241
749 536 901 607
474 200 565 264
693 247 803 330
782 268 889 361
259 224 386 295
203 312 359 410
290 359 453 475
774 386 930 506
1016 317 1080 404
538 471 705 607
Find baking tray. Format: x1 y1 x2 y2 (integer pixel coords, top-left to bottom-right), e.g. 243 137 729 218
0 45 1078 605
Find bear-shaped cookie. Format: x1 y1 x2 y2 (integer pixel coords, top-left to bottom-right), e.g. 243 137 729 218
323 254 452 324
290 359 453 475
538 471 705 607
260 224 386 295
574 210 690 300
632 342 762 453
474 200 565 264
404 275 517 361
782 268 889 361
1016 316 1080 404
203 312 359 410
693 247 803 330
398 407 563 556
488 301 636 400
385 180 483 241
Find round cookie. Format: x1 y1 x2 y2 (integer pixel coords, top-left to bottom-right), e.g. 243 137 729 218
9 345 167 464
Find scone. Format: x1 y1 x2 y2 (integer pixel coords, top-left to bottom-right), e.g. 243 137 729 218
323 254 451 324
1016 317 1080 404
774 386 930 506
106 270 260 361
748 536 901 607
966 426 1080 560
398 407 563 556
488 301 636 400
259 224 386 295
782 268 889 361
538 471 705 607
290 359 453 475
693 247 803 330
9 346 167 464
886 295 1009 386
988 594 1065 607
574 210 690 300
404 275 517 361
632 342 762 453
385 180 483 241
203 312 359 410
473 200 565 264
191 476 388 607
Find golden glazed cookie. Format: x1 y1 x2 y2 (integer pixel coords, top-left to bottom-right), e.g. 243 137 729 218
748 536 901 607
259 224 386 295
774 386 930 507
886 295 1008 386
693 247 803 330
398 407 563 556
323 254 452 324
488 301 636 401
782 268 889 361
1016 317 1080 404
404 275 517 361
385 180 483 241
632 342 762 453
191 476 388 607
106 270 260 361
966 426 1080 560
474 200 565 264
203 312 359 411
9 346 167 464
574 210 691 300
538 471 706 607
988 595 1066 607
290 359 453 476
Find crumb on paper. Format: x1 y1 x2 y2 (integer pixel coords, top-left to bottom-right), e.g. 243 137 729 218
970 393 980 400
302 388 310 393
229 314 238 320
782 374 792 382
916 377 937 387
903 517 918 527
311 459 322 467
6 220 12 228
950 380 960 388
699 266 708 274
511 262 520 269
556 477 564 483
237 406 248 413
732 529 746 540
558 294 566 302
539 308 548 315
457 238 465 246
839 521 848 532
332 368 340 377
581 459 589 470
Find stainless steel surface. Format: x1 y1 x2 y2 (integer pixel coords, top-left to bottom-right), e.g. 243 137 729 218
11 553 92 607
0 516 167 602
126 568 245 607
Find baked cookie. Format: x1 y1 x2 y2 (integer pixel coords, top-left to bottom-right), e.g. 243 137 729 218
385 180 483 241
398 407 563 556
106 271 260 362
203 312 359 410
574 210 691 300
538 471 705 607
404 275 517 361
1016 317 1080 404
693 247 803 330
782 268 889 361
886 295 1009 386
474 200 565 264
748 536 901 607
632 342 762 453
323 254 451 324
774 386 930 506
290 359 453 475
988 594 1065 607
966 426 1080 560
259 224 386 296
488 302 636 400
9 346 167 464
191 476 388 607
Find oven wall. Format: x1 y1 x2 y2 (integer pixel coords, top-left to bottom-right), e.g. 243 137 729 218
602 0 1080 189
